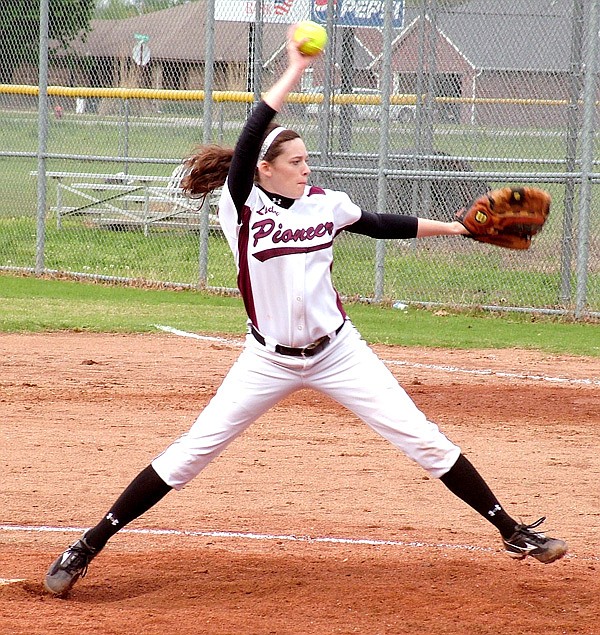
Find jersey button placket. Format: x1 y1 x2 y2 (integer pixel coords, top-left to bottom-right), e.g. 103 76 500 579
291 263 305 345
294 293 305 341
296 296 303 329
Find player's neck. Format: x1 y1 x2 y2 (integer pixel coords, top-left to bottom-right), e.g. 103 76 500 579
256 184 295 209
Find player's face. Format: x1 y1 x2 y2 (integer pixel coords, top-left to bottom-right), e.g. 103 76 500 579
260 138 311 199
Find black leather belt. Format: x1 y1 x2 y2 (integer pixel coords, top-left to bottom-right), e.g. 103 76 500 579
250 322 345 358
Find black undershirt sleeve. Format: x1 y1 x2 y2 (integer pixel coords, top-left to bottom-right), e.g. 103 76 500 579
345 210 419 239
229 101 277 217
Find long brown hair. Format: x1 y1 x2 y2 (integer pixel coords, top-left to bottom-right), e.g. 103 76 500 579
180 145 233 202
181 123 300 202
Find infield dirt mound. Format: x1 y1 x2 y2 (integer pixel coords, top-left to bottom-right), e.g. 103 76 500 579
1 333 598 634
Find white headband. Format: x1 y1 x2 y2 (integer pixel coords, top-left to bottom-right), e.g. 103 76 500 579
257 126 287 164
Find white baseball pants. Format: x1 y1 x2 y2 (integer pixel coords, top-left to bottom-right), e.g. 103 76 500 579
152 322 461 489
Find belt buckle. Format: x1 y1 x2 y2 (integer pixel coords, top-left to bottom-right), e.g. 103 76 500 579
301 336 327 357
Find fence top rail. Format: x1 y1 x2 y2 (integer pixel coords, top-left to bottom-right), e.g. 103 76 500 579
30 171 177 183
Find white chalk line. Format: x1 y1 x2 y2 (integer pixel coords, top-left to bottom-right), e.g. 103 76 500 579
0 578 26 585
0 523 490 553
154 324 600 387
384 359 600 386
0 523 595 562
155 324 233 344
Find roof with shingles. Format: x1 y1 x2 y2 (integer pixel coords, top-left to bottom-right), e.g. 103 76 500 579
81 2 268 62
74 0 580 72
424 0 575 72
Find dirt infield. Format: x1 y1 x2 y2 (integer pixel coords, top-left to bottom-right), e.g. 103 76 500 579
1 332 599 635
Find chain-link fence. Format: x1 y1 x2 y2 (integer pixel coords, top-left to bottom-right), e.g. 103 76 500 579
1 0 598 317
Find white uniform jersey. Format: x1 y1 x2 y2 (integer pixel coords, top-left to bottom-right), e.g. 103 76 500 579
219 179 362 348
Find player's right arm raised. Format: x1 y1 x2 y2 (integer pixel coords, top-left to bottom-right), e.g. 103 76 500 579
263 27 317 113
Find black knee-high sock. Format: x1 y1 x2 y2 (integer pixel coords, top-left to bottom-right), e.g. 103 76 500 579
440 454 517 539
84 464 172 552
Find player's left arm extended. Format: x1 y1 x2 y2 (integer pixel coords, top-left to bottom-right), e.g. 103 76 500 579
345 211 467 239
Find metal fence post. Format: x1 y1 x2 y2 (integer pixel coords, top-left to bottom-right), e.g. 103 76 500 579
374 0 395 302
198 0 216 289
560 0 584 305
575 0 600 318
317 0 337 181
253 0 264 104
35 0 50 274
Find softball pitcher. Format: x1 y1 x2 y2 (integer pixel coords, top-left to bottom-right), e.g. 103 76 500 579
44 31 567 596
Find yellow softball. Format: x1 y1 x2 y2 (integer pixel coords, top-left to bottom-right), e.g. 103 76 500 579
292 21 328 56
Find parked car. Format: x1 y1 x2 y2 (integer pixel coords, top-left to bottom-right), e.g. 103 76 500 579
305 87 415 122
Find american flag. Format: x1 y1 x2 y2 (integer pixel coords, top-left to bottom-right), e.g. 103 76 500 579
274 0 295 15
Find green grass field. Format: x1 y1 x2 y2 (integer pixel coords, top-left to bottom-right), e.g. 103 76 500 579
1 273 597 357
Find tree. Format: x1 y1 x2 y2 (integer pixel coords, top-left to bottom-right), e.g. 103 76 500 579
0 0 95 83
95 0 195 19
94 0 141 19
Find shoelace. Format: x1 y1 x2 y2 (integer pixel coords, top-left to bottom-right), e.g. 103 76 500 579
512 516 550 548
64 544 94 578
516 516 546 534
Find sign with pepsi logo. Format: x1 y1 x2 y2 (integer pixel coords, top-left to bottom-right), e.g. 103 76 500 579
311 0 404 27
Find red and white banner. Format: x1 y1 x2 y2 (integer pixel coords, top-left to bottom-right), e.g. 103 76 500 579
215 0 310 23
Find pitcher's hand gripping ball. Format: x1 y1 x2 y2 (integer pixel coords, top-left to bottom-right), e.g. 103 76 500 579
456 186 551 250
292 21 328 56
